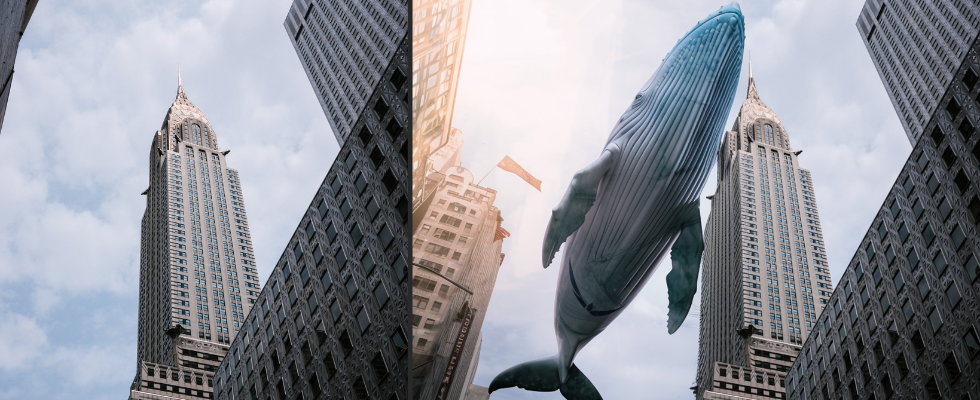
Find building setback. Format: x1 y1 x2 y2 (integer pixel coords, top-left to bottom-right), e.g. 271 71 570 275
856 0 980 145
0 0 39 134
211 1 411 400
130 79 262 399
784 4 980 398
411 0 473 201
411 159 508 400
697 70 833 400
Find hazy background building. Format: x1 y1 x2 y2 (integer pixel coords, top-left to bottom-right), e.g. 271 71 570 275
410 138 508 400
783 2 980 399
210 1 411 400
697 70 833 400
0 0 38 135
130 79 261 399
856 0 980 145
411 0 473 202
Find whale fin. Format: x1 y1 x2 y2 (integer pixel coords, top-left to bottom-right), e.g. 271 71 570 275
543 149 616 267
488 356 602 400
666 200 704 334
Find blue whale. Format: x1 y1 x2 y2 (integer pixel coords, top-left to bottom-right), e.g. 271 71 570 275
489 4 745 399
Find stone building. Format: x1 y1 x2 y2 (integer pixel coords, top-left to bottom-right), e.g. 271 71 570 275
783 4 980 398
129 78 262 399
410 162 508 400
0 0 39 134
210 1 412 400
697 69 833 399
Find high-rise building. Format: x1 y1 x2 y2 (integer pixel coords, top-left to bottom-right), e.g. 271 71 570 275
782 4 980 399
411 0 473 201
0 0 39 134
856 0 980 145
410 160 508 400
285 0 409 145
209 1 412 400
129 78 262 399
696 70 833 399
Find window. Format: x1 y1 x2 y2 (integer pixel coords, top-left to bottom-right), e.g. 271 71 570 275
872 267 882 286
907 247 918 267
423 318 435 330
951 224 966 249
320 272 333 292
361 252 376 275
356 308 371 332
329 300 342 322
374 282 389 307
917 276 930 299
946 283 961 308
860 287 870 305
300 265 310 285
345 276 358 298
893 271 904 292
934 251 948 275
308 293 319 312
277 306 286 324
288 287 297 305
866 313 877 333
929 308 943 332
964 327 980 358
902 300 914 322
880 293 890 312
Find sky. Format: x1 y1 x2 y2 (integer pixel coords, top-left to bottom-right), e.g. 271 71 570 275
450 0 911 398
0 1 336 398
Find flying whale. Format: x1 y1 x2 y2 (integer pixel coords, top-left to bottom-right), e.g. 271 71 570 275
488 4 745 399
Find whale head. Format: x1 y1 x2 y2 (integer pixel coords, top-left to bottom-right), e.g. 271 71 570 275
609 3 744 202
618 3 744 128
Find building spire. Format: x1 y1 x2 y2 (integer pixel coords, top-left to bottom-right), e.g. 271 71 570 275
746 51 759 100
177 66 184 97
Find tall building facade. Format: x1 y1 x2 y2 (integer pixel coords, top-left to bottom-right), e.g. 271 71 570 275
696 71 833 399
0 0 39 134
411 0 473 201
210 1 412 400
782 5 980 399
856 0 980 145
130 80 262 399
410 161 508 400
285 0 408 145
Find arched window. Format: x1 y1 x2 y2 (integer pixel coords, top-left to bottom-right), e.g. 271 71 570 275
764 124 775 146
192 124 203 145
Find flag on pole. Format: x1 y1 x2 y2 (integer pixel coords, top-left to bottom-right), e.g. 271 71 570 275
496 156 542 191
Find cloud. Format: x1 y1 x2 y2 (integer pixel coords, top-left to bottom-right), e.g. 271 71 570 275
451 0 908 398
0 0 334 397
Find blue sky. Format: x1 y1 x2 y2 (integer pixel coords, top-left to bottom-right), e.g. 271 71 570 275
0 1 336 398
449 0 910 398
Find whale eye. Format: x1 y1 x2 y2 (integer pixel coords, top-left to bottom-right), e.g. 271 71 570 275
634 94 642 100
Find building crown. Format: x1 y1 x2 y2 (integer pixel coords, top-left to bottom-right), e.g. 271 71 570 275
158 69 220 152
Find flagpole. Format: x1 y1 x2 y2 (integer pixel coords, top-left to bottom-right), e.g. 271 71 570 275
476 165 497 187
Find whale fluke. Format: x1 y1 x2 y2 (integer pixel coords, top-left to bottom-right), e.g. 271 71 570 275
666 200 704 334
488 356 602 400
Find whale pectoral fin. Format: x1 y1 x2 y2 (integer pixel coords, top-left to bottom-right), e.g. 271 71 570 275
543 149 616 267
666 200 704 334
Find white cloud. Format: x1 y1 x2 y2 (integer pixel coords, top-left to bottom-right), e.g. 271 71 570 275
0 0 334 397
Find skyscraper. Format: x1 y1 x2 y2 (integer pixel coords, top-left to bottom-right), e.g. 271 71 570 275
696 69 833 399
411 151 509 400
782 3 980 399
209 1 412 400
0 0 39 135
856 0 980 145
129 78 261 399
411 0 473 202
285 0 408 145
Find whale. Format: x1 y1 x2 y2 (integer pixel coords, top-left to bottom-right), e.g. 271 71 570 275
488 4 745 399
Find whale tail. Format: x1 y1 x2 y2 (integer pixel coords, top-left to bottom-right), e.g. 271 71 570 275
487 356 602 400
